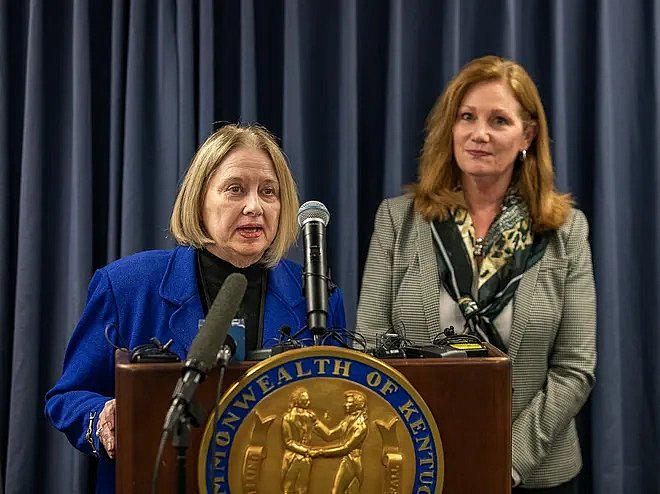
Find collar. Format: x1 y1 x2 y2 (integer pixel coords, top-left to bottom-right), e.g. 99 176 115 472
159 246 198 304
159 246 304 310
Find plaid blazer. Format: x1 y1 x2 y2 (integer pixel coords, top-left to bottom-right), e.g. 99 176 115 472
356 194 596 488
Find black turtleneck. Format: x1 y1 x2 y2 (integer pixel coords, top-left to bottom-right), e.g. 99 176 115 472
196 248 266 353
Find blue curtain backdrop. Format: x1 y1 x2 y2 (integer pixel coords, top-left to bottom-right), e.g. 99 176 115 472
0 1 658 493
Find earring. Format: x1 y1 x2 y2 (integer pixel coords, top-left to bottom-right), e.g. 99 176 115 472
520 149 527 162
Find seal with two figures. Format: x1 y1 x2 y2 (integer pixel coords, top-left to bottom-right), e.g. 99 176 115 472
198 346 444 494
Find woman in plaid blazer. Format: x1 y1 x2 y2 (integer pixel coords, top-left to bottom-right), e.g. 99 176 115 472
357 56 596 493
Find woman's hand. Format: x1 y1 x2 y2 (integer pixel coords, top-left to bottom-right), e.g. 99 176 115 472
97 399 116 458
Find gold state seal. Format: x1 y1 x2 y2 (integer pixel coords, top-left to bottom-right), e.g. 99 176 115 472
198 347 444 494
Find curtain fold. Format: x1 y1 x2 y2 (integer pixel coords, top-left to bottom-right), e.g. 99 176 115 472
282 0 305 199
593 1 660 491
1 1 658 492
0 1 12 487
240 0 257 121
8 0 46 489
335 0 359 322
107 0 127 262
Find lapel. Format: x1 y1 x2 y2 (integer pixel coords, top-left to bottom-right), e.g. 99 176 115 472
159 246 204 356
507 226 569 362
263 261 305 339
415 214 443 333
159 250 304 353
506 261 541 362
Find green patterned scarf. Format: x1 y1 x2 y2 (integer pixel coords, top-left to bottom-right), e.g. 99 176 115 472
430 190 548 351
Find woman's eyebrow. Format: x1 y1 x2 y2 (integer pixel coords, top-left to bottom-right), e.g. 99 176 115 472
220 175 244 183
489 107 514 114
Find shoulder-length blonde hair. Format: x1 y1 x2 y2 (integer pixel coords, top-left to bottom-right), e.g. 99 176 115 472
410 55 571 231
170 124 299 267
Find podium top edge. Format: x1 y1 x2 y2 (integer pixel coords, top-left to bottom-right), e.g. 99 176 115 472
115 348 510 372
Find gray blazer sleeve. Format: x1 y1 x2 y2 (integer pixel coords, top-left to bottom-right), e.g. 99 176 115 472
512 210 597 481
356 199 395 347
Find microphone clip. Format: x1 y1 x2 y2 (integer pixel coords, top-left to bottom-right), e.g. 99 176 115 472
163 372 208 433
216 345 233 369
130 337 180 363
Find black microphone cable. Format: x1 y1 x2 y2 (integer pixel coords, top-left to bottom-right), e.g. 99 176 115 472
320 327 367 351
265 325 313 353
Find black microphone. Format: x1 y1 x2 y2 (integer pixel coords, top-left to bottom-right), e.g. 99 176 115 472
163 272 247 432
297 201 330 345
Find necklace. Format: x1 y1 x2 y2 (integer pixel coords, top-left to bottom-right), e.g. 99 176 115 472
473 237 485 257
472 192 513 258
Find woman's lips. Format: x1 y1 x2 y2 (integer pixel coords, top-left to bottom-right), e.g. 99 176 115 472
236 226 263 239
466 150 492 158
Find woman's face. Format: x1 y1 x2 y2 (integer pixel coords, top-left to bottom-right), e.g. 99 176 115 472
202 147 281 268
452 79 534 184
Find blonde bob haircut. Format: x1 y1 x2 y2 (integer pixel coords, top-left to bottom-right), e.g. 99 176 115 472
411 55 572 232
170 124 299 267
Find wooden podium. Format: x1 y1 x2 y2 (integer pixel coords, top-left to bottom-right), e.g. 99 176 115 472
115 347 511 493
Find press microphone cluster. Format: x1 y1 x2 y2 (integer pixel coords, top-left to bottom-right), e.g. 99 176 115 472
297 201 330 345
163 272 248 433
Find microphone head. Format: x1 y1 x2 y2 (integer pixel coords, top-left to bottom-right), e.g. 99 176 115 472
297 201 330 227
186 272 248 373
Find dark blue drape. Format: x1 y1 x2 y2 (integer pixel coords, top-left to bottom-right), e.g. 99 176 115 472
1 1 658 493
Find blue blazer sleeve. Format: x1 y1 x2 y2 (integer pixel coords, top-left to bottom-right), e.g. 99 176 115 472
328 286 347 331
45 269 118 457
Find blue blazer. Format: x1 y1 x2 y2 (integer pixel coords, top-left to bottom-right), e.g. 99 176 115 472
45 246 346 494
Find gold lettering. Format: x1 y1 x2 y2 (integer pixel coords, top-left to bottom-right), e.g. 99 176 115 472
419 470 435 483
332 359 352 377
232 386 257 409
256 375 274 394
277 366 293 384
213 450 227 469
213 476 227 494
419 451 435 467
215 430 231 447
416 487 431 494
243 449 261 493
221 411 240 431
295 361 312 377
415 434 431 451
314 358 331 374
387 464 401 491
366 371 382 387
398 400 419 421
410 418 427 434
381 379 399 395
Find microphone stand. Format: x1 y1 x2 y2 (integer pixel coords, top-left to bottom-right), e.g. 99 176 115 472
153 273 248 494
164 385 206 494
160 348 232 494
193 345 233 493
209 346 233 441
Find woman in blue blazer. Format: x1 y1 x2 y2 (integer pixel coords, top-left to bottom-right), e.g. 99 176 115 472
45 124 346 494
